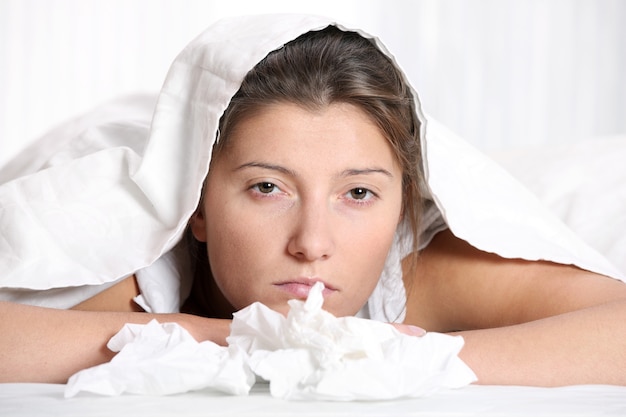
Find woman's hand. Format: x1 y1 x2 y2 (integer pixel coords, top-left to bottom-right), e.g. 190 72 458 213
390 323 427 337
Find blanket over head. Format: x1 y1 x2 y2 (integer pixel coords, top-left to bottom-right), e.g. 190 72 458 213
0 14 622 310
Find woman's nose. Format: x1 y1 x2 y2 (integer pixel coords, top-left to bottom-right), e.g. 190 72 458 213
287 200 335 262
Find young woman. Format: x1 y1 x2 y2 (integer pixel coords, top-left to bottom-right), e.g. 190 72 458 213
1 14 625 387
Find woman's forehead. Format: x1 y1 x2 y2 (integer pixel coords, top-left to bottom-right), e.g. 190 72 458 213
211 102 401 173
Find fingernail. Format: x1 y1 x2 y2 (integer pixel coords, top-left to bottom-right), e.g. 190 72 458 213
407 325 427 336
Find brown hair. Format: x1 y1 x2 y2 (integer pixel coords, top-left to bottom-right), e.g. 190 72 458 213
184 26 425 317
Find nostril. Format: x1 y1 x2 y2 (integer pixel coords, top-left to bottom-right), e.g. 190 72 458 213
286 204 335 261
287 234 334 262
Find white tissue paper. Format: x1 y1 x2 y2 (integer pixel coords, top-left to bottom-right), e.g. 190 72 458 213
65 282 476 400
64 320 255 398
228 282 477 400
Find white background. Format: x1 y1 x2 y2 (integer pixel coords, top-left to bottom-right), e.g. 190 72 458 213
1 0 625 168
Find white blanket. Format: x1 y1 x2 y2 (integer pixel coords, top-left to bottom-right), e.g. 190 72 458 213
492 136 626 275
0 14 622 305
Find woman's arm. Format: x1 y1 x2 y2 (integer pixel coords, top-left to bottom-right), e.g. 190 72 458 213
0 292 231 384
403 229 626 386
457 300 626 385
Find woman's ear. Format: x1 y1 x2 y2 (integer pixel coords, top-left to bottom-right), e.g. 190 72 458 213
189 209 208 242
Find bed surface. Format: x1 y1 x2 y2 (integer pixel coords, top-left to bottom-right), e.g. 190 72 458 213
2 382 626 416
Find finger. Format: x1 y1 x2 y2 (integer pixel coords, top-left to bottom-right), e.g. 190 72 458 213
390 323 427 337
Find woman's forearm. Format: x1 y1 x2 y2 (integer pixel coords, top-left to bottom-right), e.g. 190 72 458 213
5 298 624 386
0 301 230 384
457 299 626 386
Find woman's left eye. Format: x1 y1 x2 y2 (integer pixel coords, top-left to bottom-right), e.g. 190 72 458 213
350 187 368 200
346 187 376 202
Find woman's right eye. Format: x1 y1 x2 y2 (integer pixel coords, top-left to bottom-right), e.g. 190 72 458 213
252 182 277 194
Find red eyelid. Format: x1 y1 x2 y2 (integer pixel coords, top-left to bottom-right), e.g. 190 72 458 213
345 183 380 196
341 187 378 207
248 179 290 198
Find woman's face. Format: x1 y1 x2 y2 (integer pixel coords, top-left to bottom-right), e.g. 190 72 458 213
191 102 403 316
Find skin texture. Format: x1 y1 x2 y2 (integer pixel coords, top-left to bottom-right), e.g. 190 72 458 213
190 102 403 317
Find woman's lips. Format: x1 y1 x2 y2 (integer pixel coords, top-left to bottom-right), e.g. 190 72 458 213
273 279 336 299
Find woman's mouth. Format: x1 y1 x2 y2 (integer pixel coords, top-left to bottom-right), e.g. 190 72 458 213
273 278 336 299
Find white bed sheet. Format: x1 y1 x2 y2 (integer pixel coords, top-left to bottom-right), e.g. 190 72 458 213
2 382 625 416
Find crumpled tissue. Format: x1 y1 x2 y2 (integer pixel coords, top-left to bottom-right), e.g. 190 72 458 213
64 320 254 398
228 282 477 400
65 282 476 400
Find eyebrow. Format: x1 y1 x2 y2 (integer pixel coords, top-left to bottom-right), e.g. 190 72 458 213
234 162 394 179
234 162 297 177
339 168 394 179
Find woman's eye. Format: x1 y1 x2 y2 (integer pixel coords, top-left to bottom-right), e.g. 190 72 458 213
349 187 374 201
253 182 277 194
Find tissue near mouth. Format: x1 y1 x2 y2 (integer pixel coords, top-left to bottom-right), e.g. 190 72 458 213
228 282 477 401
